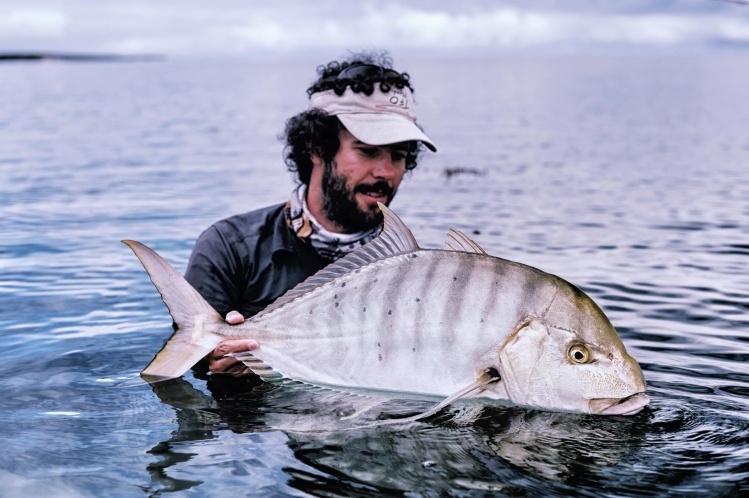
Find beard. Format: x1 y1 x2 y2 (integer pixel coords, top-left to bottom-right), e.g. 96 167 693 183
320 161 396 232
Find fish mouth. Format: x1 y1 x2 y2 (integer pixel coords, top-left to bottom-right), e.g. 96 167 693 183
589 392 650 415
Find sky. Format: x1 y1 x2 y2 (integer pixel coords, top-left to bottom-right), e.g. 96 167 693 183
2 0 749 58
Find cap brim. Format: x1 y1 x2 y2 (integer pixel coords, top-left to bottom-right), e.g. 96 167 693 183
338 113 437 152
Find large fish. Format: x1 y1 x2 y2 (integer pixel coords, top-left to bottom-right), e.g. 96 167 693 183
124 204 649 417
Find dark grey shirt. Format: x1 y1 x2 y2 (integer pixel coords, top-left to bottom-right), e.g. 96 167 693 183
185 203 329 319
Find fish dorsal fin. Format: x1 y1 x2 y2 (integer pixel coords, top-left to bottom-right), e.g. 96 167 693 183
445 229 488 255
254 203 420 318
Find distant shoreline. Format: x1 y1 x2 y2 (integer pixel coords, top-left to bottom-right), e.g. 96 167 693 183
0 53 165 62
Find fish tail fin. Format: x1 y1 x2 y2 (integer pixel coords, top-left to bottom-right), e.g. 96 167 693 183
123 240 225 383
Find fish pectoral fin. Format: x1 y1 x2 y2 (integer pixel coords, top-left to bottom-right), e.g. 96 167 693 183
340 399 385 421
404 368 501 421
351 369 501 429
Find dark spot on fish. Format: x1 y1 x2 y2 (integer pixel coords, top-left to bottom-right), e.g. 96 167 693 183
335 302 339 307
388 310 392 315
453 276 458 281
377 342 380 347
608 353 614 360
411 254 418 258
412 348 416 352
363 307 367 313
334 294 338 300
309 310 313 314
374 278 378 283
341 282 346 288
415 298 420 303
378 354 382 361
480 318 485 323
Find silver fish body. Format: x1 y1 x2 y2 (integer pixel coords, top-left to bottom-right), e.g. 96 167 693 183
243 249 556 394
125 204 648 416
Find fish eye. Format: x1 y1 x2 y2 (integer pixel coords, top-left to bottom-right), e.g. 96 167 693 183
568 345 590 364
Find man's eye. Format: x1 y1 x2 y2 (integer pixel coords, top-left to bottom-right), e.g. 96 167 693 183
391 151 407 162
359 148 379 157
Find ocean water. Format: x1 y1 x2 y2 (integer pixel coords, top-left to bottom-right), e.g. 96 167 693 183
1 54 748 497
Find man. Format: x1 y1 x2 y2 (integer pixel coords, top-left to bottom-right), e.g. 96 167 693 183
184 51 437 376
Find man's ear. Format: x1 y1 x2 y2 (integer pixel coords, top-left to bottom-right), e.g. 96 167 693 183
309 145 323 165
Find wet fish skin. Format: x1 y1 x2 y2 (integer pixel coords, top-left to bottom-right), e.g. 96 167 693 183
124 204 648 416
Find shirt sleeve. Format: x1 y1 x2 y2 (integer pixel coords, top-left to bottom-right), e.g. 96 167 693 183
184 225 241 319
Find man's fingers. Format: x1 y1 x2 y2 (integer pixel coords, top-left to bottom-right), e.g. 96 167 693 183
210 362 255 376
209 355 238 373
207 339 259 375
209 355 254 375
210 339 259 359
225 311 245 324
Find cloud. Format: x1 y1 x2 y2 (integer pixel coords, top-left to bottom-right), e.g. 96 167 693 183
225 18 288 50
2 1 749 55
0 8 68 38
214 4 749 54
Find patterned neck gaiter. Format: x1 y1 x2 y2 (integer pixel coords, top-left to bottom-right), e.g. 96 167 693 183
285 184 381 261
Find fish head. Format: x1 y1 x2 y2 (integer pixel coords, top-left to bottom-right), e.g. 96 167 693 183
495 319 648 415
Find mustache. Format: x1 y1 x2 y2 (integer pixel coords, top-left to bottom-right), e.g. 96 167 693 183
355 181 394 198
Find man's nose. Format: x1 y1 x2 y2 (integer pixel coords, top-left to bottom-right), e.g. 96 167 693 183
373 153 396 180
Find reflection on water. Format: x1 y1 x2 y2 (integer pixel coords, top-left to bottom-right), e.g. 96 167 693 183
145 377 655 496
1 55 749 496
141 372 747 496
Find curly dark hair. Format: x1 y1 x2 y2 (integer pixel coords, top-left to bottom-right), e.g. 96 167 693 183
282 50 425 185
306 51 414 96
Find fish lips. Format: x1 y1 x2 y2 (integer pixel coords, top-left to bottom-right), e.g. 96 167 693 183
589 392 650 416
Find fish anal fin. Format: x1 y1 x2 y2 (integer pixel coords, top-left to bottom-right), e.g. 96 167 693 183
444 229 488 255
227 351 284 381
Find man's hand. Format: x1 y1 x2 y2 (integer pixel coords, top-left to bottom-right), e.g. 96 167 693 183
206 311 259 376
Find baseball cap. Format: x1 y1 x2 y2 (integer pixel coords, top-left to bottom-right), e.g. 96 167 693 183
308 70 437 152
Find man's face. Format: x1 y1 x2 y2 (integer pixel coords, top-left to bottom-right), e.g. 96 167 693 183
320 130 408 232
